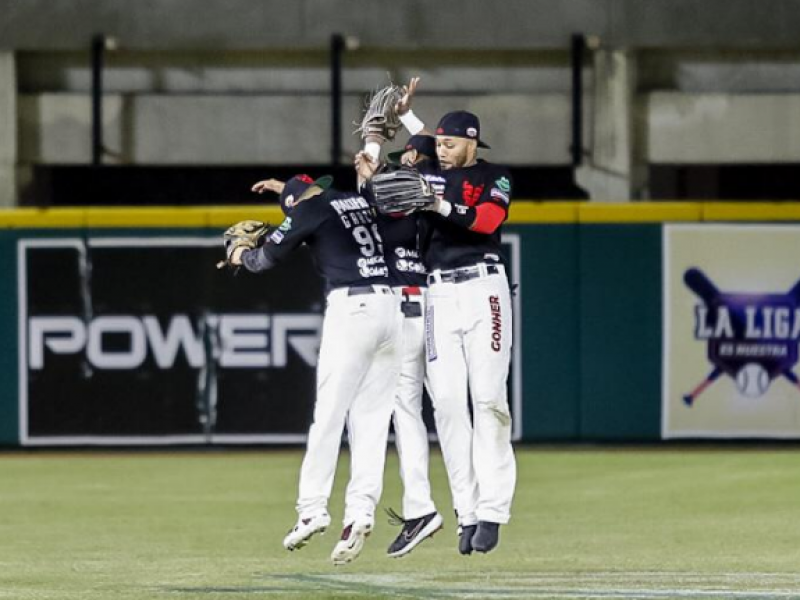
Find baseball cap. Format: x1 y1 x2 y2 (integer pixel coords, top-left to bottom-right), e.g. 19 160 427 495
386 135 437 165
435 110 491 149
279 174 333 214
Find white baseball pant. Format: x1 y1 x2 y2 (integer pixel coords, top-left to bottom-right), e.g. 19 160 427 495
424 264 516 525
391 287 437 520
295 285 403 527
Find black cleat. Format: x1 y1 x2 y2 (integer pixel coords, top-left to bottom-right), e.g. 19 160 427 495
458 524 478 555
385 508 443 558
471 520 500 553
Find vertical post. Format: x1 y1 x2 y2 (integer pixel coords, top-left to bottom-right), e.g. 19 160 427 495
0 53 17 206
330 34 345 166
570 33 586 167
91 34 106 166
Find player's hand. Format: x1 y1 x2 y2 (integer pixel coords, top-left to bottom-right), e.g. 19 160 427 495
229 246 246 266
421 196 442 213
251 178 285 194
395 77 420 116
354 151 380 181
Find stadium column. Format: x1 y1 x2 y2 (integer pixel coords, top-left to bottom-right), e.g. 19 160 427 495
575 49 648 201
0 53 16 207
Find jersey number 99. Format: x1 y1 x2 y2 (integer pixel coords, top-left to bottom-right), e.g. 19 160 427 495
352 224 384 258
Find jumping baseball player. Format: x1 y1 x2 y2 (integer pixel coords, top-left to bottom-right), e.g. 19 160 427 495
224 174 403 566
355 134 444 557
391 80 517 555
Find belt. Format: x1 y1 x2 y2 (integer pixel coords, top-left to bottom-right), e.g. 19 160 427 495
428 263 500 285
347 284 393 296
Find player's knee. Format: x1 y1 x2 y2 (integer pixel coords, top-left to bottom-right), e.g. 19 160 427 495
472 395 511 426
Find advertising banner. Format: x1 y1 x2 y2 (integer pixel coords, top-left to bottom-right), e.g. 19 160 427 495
663 224 800 438
18 234 521 446
19 237 323 445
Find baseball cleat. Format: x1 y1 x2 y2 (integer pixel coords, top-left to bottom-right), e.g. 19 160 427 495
385 509 443 558
330 522 372 566
457 524 477 555
283 512 331 551
471 520 500 553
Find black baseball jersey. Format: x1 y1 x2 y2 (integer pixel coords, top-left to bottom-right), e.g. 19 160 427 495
241 188 389 292
377 212 427 287
418 159 512 271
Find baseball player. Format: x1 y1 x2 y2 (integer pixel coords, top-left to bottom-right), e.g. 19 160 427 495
227 174 404 566
394 80 517 555
355 135 444 557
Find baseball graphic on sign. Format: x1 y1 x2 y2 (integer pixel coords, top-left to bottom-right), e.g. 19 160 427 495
736 363 771 398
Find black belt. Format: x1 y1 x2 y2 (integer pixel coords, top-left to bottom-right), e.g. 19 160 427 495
428 263 500 285
347 285 392 296
401 301 423 318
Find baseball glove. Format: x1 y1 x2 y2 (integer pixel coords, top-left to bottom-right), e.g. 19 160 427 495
354 83 404 142
370 166 436 215
216 219 271 270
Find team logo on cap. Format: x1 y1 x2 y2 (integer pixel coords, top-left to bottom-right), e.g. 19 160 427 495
467 127 477 138
436 127 444 134
284 194 295 209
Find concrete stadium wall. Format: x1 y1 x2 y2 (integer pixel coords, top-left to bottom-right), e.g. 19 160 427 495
5 1 800 205
18 90 800 167
3 0 800 50
646 93 800 163
17 92 573 166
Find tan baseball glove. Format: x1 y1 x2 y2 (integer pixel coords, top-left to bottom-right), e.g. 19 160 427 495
354 83 405 142
216 220 271 270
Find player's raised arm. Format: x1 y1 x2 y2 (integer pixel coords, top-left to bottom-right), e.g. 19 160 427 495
354 150 380 189
251 178 285 195
396 77 433 137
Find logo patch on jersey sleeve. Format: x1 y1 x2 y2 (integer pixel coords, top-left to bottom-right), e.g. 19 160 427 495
269 230 285 244
496 177 511 193
278 217 293 232
491 188 510 204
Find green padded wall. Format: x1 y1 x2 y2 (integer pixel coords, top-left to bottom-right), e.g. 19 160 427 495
578 225 662 440
513 224 580 440
0 231 19 445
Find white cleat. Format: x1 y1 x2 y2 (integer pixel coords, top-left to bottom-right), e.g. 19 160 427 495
283 513 331 551
330 522 373 566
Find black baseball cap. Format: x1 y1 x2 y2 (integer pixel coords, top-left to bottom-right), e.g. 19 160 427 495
279 174 332 215
435 110 491 149
386 135 437 165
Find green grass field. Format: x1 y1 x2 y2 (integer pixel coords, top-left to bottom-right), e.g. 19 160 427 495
2 447 800 600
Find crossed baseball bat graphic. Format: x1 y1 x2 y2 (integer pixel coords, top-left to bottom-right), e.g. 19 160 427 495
682 268 800 406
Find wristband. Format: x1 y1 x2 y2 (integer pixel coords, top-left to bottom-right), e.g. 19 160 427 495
399 110 425 135
439 201 477 229
364 142 381 162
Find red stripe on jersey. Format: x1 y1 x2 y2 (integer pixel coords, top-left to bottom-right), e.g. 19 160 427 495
469 203 505 234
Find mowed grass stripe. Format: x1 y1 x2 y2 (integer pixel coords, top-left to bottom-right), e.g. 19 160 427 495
1 449 799 600
265 571 800 599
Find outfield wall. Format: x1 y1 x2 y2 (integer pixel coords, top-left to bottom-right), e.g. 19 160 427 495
2 202 800 446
